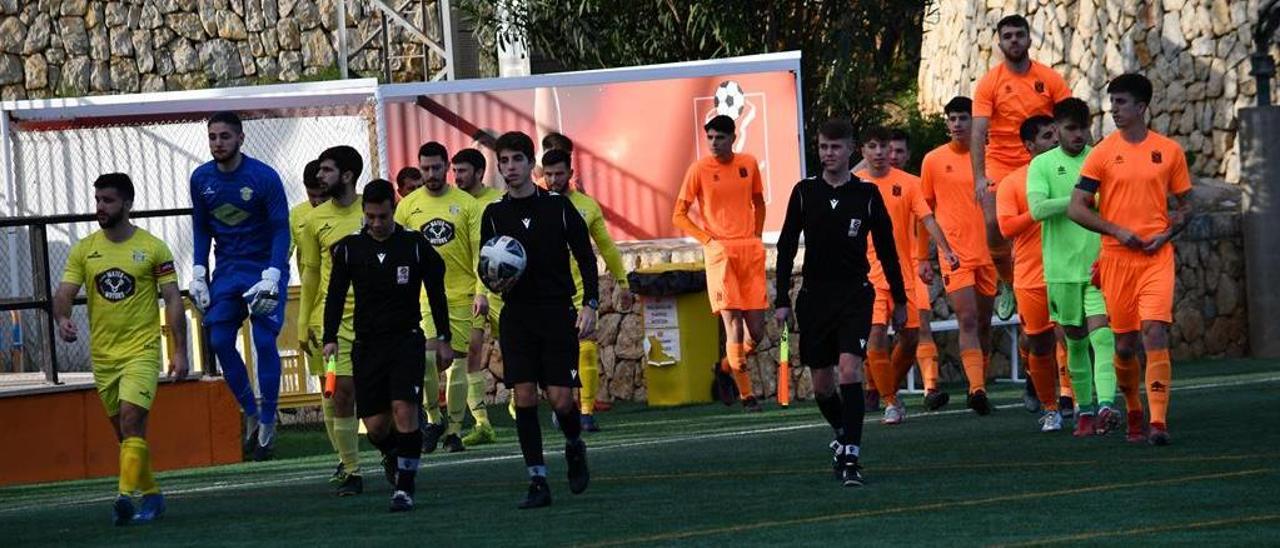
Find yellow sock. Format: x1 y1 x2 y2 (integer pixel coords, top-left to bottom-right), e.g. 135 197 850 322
445 358 468 435
466 371 490 428
423 351 443 424
119 437 156 495
333 416 361 475
579 340 600 415
321 391 339 453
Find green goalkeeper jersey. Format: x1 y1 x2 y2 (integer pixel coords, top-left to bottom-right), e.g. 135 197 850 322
1026 145 1098 283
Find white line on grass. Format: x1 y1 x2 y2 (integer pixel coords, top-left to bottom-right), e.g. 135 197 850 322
2 375 1275 514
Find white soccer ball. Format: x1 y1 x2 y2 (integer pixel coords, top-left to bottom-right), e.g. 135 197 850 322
479 235 527 293
713 80 746 119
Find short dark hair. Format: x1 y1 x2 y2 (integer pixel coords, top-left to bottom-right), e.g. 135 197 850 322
817 118 854 141
704 114 735 135
451 148 486 173
94 172 135 202
1019 115 1056 143
395 166 422 186
362 179 396 206
944 96 973 115
207 111 242 133
541 148 571 170
1107 73 1153 105
858 125 892 147
418 141 449 163
495 131 535 160
319 145 363 181
1052 97 1091 127
541 132 574 153
303 159 322 189
889 128 910 144
996 14 1030 34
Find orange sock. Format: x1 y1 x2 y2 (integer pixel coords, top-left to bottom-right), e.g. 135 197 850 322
917 340 940 391
891 343 915 389
1114 354 1144 412
1056 341 1074 398
961 348 986 394
1028 354 1057 411
867 349 895 405
1145 349 1171 425
727 343 753 399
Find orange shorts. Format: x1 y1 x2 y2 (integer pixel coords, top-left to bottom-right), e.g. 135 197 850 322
1014 286 1054 335
942 261 997 297
872 286 922 329
704 238 767 314
1097 247 1175 333
916 275 932 312
985 158 1021 185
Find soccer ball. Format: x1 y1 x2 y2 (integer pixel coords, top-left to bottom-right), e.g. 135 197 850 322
478 235 527 293
713 80 746 119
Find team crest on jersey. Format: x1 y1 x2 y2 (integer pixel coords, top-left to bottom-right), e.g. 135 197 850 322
945 165 954 173
892 185 902 197
1004 84 1013 93
132 250 146 263
1151 151 1163 164
240 187 254 201
1114 155 1125 164
95 268 136 302
738 167 748 178
396 266 410 285
847 218 862 237
1034 81 1045 93
421 218 456 246
1057 166 1067 175
449 204 461 215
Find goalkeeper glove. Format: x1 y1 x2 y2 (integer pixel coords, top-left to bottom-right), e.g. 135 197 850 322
242 267 282 317
189 265 211 313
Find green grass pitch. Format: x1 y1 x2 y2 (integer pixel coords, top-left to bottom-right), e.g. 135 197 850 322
2 358 1278 546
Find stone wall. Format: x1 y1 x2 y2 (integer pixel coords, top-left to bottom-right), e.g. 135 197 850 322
918 0 1270 184
0 0 436 101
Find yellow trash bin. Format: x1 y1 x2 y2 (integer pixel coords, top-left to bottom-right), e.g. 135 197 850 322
630 263 719 406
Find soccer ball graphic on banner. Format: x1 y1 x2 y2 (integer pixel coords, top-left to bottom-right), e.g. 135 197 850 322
479 235 527 293
713 80 747 119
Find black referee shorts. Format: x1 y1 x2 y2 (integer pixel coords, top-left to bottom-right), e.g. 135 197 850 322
795 281 875 368
498 302 581 389
351 328 426 419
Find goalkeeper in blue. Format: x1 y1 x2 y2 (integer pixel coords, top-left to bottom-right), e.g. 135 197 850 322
188 111 291 461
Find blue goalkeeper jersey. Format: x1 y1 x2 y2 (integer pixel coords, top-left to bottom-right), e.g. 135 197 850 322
189 154 291 272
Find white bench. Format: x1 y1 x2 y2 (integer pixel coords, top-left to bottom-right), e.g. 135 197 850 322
896 315 1024 394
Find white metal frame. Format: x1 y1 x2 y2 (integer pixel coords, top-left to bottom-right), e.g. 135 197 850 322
898 315 1024 394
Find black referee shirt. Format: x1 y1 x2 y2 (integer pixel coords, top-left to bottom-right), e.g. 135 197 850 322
478 187 599 308
774 175 908 308
322 224 451 344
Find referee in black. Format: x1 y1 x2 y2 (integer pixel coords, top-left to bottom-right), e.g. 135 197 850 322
774 119 908 488
322 179 452 513
479 131 599 509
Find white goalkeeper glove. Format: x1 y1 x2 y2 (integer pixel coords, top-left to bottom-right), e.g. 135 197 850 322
189 265 211 313
242 267 282 317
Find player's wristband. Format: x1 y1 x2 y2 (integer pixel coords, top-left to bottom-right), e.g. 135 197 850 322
584 298 599 310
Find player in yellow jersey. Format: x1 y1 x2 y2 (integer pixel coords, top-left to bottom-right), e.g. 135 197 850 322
395 141 486 453
451 148 508 441
298 146 367 496
541 148 632 432
53 173 188 526
395 166 424 200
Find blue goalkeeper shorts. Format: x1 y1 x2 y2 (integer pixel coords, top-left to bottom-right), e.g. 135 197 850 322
205 262 290 334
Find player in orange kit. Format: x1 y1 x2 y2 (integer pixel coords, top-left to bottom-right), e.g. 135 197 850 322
673 114 769 412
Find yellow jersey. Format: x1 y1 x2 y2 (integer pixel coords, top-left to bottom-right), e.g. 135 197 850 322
61 228 178 364
565 191 628 308
288 201 317 270
470 186 506 303
299 196 364 332
394 186 481 307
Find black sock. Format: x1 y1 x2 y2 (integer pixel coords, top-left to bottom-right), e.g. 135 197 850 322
838 383 865 450
515 405 546 477
815 390 845 436
369 430 396 458
394 429 422 495
556 406 582 443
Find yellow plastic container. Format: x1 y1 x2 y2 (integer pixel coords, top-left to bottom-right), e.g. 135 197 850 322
635 264 719 406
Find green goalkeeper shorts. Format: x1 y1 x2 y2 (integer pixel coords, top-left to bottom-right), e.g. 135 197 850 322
1047 282 1108 328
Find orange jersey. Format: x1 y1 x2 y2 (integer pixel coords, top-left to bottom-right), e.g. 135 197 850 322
973 61 1071 168
675 153 765 241
856 168 931 292
1079 131 1192 255
995 165 1045 289
921 142 992 268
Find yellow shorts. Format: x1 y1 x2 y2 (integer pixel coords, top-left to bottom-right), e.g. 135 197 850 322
424 303 474 353
311 324 355 376
472 296 504 338
94 354 161 416
304 345 326 376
